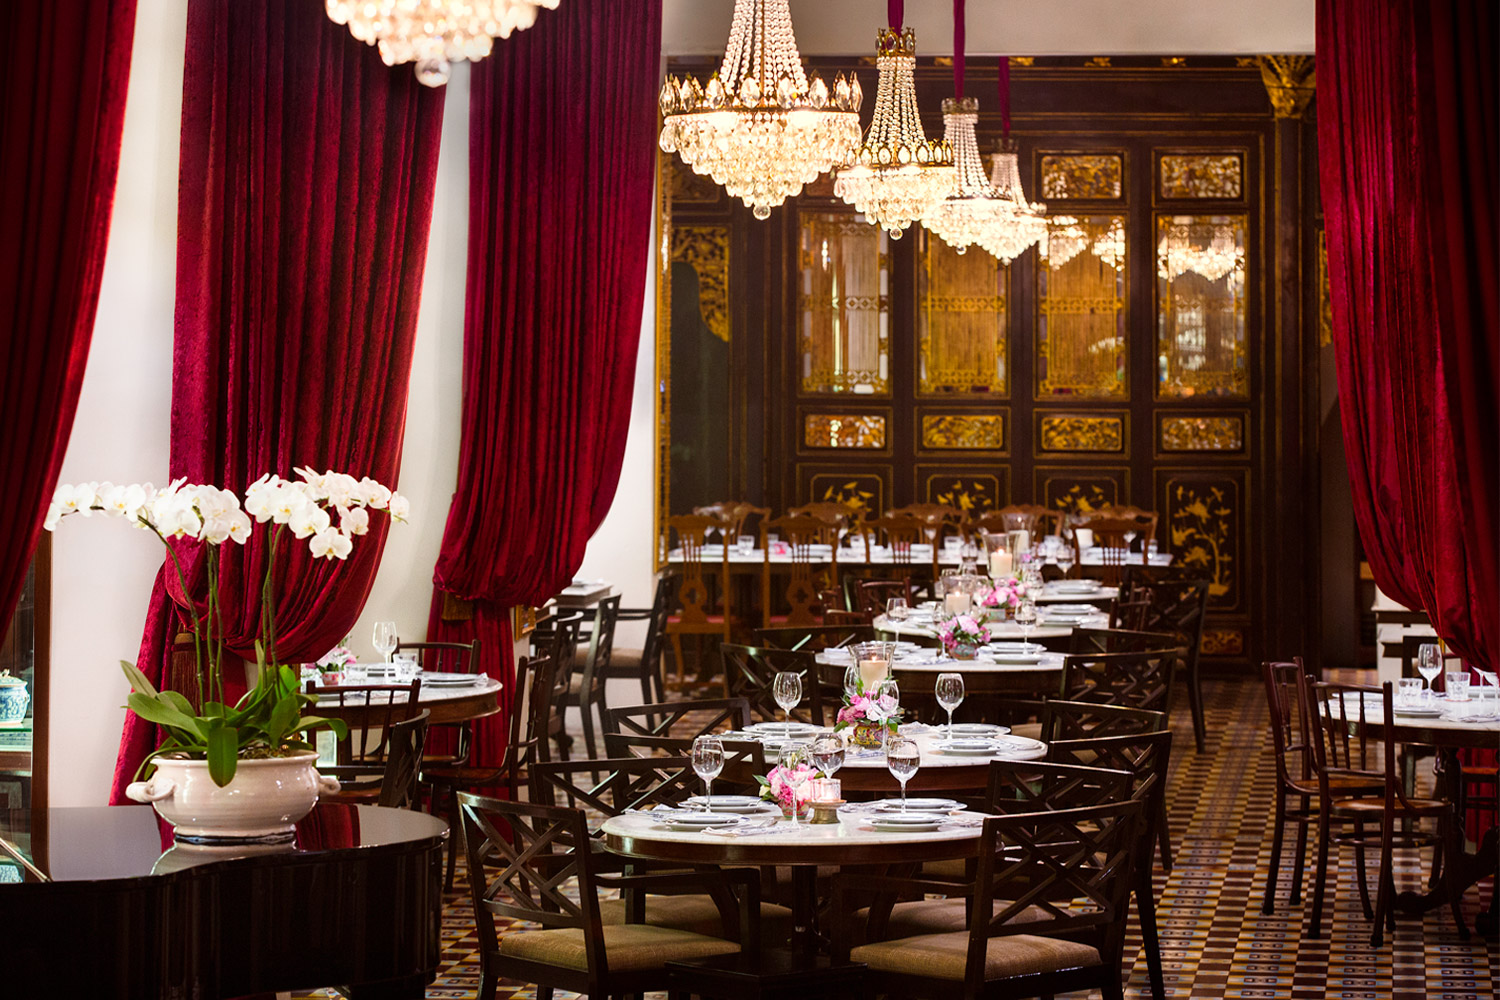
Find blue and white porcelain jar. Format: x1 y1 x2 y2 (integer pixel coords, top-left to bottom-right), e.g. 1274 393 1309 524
0 670 29 726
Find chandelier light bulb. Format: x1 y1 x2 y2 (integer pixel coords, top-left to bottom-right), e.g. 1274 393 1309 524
658 0 863 219
325 0 558 87
833 27 956 238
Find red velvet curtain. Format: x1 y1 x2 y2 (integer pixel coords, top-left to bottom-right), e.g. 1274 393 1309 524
1317 0 1498 673
426 0 663 768
0 0 137 626
112 0 445 801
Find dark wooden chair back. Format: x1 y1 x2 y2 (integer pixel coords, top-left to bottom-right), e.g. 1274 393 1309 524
1262 659 1313 788
305 678 421 768
1100 504 1159 548
1071 515 1142 585
853 578 915 619
1062 647 1180 711
693 500 770 546
1109 594 1153 631
1067 626 1181 655
719 643 827 725
787 501 857 545
666 513 731 625
984 758 1135 814
609 575 673 703
377 709 430 809
394 638 478 675
604 697 753 740
761 514 838 627
531 755 700 831
1037 699 1169 742
602 733 767 773
1301 677 1387 780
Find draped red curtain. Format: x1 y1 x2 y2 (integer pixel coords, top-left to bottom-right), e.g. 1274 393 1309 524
112 0 445 801
0 0 137 626
1317 0 1498 672
426 0 663 769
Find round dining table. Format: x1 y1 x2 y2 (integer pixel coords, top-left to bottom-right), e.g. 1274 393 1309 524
311 674 503 728
816 645 1068 701
602 806 991 954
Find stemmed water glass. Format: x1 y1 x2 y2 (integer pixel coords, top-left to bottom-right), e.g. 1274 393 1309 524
1055 538 1075 580
372 621 398 665
1014 600 1038 647
885 596 910 622
885 736 920 811
1416 644 1443 704
691 735 724 814
810 732 846 782
772 671 802 732
935 672 965 737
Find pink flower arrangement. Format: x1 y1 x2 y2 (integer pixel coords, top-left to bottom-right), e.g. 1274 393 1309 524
980 576 1031 611
757 752 820 813
938 614 991 654
834 690 902 733
315 638 358 675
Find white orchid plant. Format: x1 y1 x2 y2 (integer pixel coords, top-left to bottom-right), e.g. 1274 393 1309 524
44 469 409 786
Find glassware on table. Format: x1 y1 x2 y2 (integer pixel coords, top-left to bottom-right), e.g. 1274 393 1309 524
1014 600 1038 644
885 736 920 811
734 533 754 555
851 641 895 694
809 732 846 781
934 672 965 736
372 621 398 664
772 671 803 729
691 735 724 813
879 677 901 717
1395 677 1423 710
885 596 910 621
1416 643 1443 703
392 651 421 681
1444 672 1470 702
344 662 368 684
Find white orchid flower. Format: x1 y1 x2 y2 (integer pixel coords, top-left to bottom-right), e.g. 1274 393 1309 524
155 495 202 539
42 503 62 531
244 479 278 522
323 473 360 509
289 501 331 539
224 509 252 543
200 515 233 544
294 467 329 501
270 484 311 525
338 505 369 536
388 492 410 522
358 477 391 509
54 482 97 517
194 484 235 520
309 526 352 560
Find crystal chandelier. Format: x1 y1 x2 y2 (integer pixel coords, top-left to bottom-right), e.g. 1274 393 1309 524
325 0 558 87
1091 217 1127 271
1157 220 1243 281
981 137 1048 262
659 0 862 220
1042 215 1088 268
834 27 955 238
922 98 1003 255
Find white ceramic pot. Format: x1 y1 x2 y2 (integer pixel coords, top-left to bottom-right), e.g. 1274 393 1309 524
126 752 339 844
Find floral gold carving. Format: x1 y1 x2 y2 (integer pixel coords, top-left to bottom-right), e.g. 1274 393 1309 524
921 414 1005 450
1160 416 1243 452
1010 56 1034 67
1257 55 1315 119
931 475 999 515
1040 415 1124 452
672 225 730 343
811 475 882 517
1040 155 1123 200
1200 628 1244 656
804 414 886 449
668 156 722 203
1156 215 1248 399
1161 57 1187 68
1168 478 1238 604
1046 479 1117 515
1085 56 1112 69
1160 154 1243 199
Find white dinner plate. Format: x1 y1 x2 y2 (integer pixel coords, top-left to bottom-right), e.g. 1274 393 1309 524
662 813 745 831
744 721 822 737
1393 705 1443 718
1047 604 1099 614
985 653 1047 665
869 813 946 832
947 723 1011 738
683 795 770 814
991 734 1047 756
934 738 1006 756
1041 614 1090 624
420 672 481 687
898 655 950 667
871 797 963 812
986 642 1046 653
1051 581 1100 593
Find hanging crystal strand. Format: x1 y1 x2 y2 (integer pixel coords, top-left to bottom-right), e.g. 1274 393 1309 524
325 0 558 87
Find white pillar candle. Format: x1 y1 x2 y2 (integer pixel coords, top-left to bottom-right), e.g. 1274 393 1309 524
858 658 888 690
1014 530 1030 554
945 592 970 615
988 550 1012 578
1075 528 1094 550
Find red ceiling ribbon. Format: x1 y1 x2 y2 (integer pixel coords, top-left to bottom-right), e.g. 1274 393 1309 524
889 0 903 30
953 0 966 100
999 55 1012 135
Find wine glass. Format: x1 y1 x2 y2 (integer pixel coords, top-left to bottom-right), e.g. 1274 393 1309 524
1014 600 1038 647
772 671 803 732
843 662 862 701
372 621 398 665
691 735 724 813
885 596 910 622
935 672 965 736
1055 543 1075 580
1416 644 1442 703
809 732 846 782
885 737 920 811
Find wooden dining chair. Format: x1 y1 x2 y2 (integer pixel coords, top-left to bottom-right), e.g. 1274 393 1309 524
759 514 839 628
1070 515 1142 587
604 697 754 741
304 678 422 794
1061 646 1182 713
602 733 767 782
719 643 828 725
392 637 479 767
853 578 915 621
606 574 673 704
664 512 736 688
1301 677 1460 945
376 709 430 810
859 514 932 579
754 622 876 652
1108 593 1153 631
832 800 1144 1000
1100 503 1159 548
1125 578 1211 751
458 794 753 1000
694 500 770 547
559 594 619 761
888 502 963 548
530 610 586 762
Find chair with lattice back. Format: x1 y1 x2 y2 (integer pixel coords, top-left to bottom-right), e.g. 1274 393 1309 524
760 513 839 628
1061 646 1181 713
458 793 753 1000
719 643 829 725
604 697 753 741
606 574 672 705
1125 578 1211 751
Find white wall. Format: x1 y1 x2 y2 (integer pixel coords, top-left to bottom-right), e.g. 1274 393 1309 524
50 0 187 806
664 0 1315 56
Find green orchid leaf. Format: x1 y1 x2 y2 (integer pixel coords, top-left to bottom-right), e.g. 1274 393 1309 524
206 725 238 787
268 695 300 743
297 715 349 741
127 692 205 738
120 661 159 698
200 700 228 719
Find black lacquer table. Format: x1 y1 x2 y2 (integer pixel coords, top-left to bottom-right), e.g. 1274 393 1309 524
0 803 447 998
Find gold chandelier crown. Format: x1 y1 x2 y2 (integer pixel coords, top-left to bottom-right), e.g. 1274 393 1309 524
659 0 862 220
834 27 955 238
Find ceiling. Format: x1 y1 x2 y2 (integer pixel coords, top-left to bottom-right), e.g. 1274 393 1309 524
662 0 1315 57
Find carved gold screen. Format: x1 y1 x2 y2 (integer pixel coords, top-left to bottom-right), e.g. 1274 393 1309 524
799 213 889 394
1037 215 1127 398
918 231 1007 394
1156 214 1248 398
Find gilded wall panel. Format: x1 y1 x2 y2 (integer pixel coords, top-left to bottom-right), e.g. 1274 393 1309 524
1039 415 1125 453
1156 214 1248 398
923 472 1002 517
1200 629 1245 656
803 414 887 449
1164 473 1242 609
919 232 1008 394
1159 153 1243 199
1039 154 1123 199
921 413 1006 450
1160 416 1244 452
799 213 889 394
1038 471 1123 516
805 471 886 520
672 225 730 343
1038 215 1127 398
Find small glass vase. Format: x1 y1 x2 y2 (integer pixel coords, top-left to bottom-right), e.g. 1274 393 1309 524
951 645 981 661
779 798 811 821
849 722 885 748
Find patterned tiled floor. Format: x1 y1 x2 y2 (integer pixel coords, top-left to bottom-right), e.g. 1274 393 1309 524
297 672 1498 998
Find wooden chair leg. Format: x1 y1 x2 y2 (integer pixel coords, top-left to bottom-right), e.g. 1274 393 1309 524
1353 822 1374 920
579 693 599 760
1135 869 1166 1000
1309 811 1332 939
1370 811 1395 947
1156 795 1173 874
1444 816 1471 941
1290 795 1311 905
1187 658 1206 753
1264 792 1288 914
670 633 687 690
